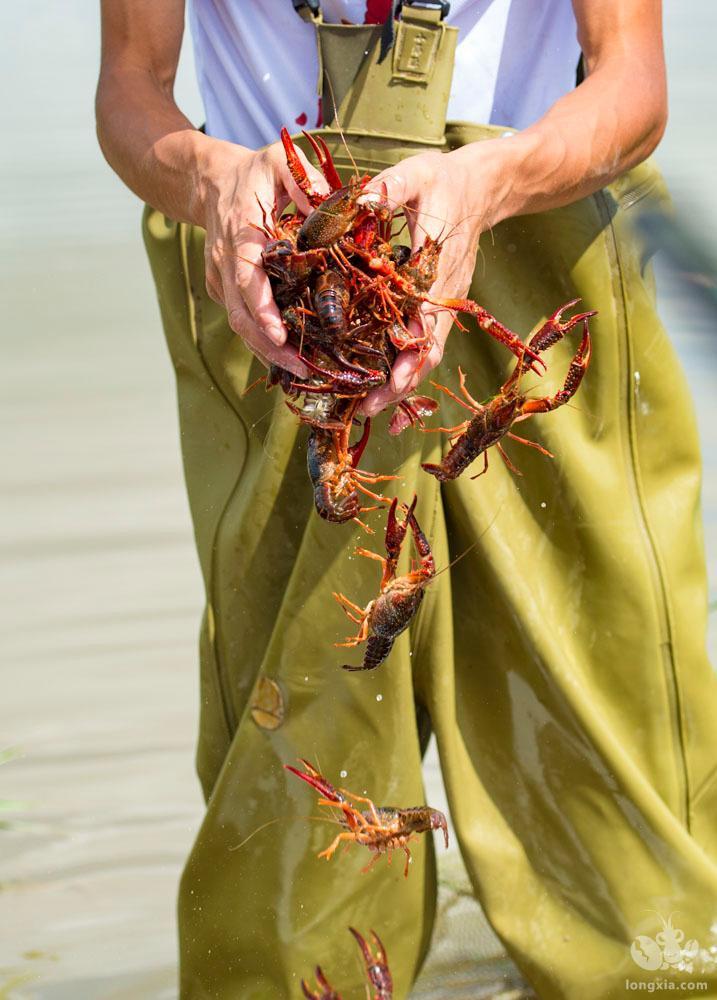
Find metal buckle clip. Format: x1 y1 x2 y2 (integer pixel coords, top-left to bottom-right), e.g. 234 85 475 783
292 0 320 19
401 0 451 18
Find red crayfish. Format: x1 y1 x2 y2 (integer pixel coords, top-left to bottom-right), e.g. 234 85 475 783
334 496 434 671
285 758 448 878
301 927 392 1000
422 300 594 481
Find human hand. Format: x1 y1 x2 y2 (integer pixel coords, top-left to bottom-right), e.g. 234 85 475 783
360 142 506 416
197 136 330 376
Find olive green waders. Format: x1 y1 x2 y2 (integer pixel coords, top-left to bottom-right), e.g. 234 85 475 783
143 8 717 998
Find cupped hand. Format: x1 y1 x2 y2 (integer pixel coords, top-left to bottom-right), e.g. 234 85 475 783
197 136 330 376
360 144 500 417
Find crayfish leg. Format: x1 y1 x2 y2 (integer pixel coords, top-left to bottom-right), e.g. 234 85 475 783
355 546 387 569
332 591 366 619
318 831 355 862
506 431 554 458
468 452 490 480
352 514 376 535
429 377 478 415
360 852 384 875
337 790 382 826
496 443 523 477
457 366 484 410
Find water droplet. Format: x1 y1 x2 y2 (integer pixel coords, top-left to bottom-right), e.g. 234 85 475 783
376 694 383 702
262 72 271 82
304 676 308 682
540 501 547 509
634 370 641 385
340 770 347 778
507 243 517 253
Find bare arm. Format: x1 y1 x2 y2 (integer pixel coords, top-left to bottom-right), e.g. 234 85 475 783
362 0 667 414
96 0 329 374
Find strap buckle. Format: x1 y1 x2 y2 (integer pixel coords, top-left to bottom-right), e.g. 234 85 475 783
292 0 320 20
380 0 450 63
400 0 451 18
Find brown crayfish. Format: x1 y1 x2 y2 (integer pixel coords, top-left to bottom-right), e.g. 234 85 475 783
422 300 594 481
334 496 434 671
285 758 448 878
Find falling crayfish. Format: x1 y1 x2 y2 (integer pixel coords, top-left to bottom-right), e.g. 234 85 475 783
334 496 434 671
305 400 396 529
422 300 594 481
285 758 448 878
301 927 392 1000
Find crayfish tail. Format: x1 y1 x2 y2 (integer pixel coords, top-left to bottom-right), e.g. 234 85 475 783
421 460 453 482
341 634 394 672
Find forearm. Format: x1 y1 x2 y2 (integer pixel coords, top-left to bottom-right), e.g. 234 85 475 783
483 58 665 228
96 64 228 227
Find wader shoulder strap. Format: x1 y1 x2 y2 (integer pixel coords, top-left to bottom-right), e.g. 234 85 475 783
291 1 457 146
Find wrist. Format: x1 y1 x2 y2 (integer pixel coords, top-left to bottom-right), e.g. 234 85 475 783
447 131 543 230
187 132 233 229
164 131 252 230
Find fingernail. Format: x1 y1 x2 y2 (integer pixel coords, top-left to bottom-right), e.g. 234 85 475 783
267 324 286 346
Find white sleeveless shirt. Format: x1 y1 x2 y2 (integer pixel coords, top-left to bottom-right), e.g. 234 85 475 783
188 0 580 149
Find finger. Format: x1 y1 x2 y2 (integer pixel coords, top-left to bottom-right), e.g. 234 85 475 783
361 382 408 418
390 350 421 396
365 158 447 250
361 352 425 417
224 291 309 378
363 166 411 216
205 265 223 306
230 239 288 346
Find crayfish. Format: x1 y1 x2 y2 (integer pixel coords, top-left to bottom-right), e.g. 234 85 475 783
422 300 594 481
306 400 396 529
285 759 448 878
334 496 434 672
301 927 392 1000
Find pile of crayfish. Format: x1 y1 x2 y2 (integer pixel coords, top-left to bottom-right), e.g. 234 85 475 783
259 128 594 533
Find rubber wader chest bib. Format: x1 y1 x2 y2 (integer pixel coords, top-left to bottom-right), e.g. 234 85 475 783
142 6 717 997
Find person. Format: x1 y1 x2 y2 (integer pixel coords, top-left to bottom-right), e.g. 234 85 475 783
96 2 717 997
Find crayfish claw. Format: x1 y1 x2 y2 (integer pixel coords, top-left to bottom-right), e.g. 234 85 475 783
284 759 345 804
300 965 339 1000
280 127 325 208
348 927 393 995
302 130 343 192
